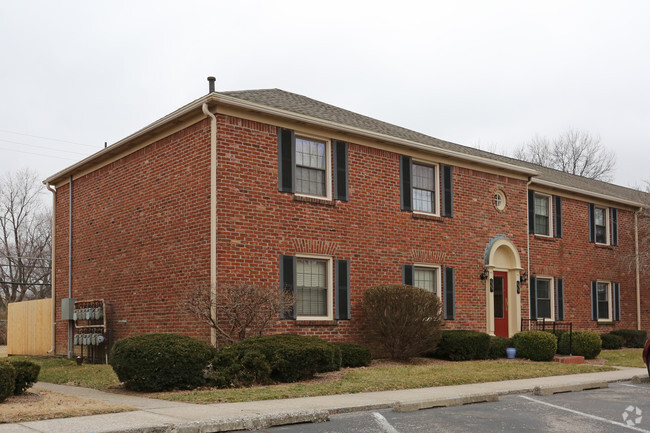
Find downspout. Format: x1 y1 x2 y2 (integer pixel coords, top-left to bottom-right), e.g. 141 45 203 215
526 176 533 322
45 183 56 354
68 175 73 358
635 208 641 330
202 80 218 346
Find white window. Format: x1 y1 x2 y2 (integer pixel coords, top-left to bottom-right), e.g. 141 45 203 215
535 277 554 320
413 265 441 298
533 193 552 236
296 255 333 320
596 281 612 321
412 162 439 215
295 136 331 199
594 206 609 244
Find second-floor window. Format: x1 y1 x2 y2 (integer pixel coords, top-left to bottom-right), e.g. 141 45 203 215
412 163 437 213
533 193 551 236
594 206 608 244
295 137 327 197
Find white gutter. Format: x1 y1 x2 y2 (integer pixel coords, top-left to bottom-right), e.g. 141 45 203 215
202 102 218 347
44 182 56 354
531 178 646 208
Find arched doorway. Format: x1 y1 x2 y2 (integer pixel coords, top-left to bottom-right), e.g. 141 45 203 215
484 236 524 337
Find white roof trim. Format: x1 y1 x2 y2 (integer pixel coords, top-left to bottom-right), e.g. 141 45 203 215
532 178 645 208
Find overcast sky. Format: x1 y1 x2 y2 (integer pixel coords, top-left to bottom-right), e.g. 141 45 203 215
1 1 649 192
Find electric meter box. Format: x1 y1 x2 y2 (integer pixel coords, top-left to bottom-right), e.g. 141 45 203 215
61 298 77 320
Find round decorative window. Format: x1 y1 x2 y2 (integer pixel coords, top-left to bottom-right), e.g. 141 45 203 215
493 190 507 211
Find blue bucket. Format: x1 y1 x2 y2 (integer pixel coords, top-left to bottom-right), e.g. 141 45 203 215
506 347 516 359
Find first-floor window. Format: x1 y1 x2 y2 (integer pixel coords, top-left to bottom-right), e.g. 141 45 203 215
296 257 329 317
413 265 441 298
536 278 552 319
597 281 611 320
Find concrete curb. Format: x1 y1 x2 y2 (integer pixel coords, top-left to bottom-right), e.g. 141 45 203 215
532 381 609 396
168 410 330 433
394 393 499 413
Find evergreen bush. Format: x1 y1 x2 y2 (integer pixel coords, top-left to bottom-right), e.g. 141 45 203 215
0 362 16 402
512 331 557 361
610 330 647 348
109 333 216 392
487 336 512 359
600 333 625 350
558 331 601 359
333 342 372 367
433 330 491 361
7 360 40 394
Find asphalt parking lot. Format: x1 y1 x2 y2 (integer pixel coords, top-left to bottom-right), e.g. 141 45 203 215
256 381 650 433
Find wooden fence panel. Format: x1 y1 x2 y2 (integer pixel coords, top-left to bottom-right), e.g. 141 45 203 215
7 299 52 356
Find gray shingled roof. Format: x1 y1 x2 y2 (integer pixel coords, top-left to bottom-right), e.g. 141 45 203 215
222 88 650 206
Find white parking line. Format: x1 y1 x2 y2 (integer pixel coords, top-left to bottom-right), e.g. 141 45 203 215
520 395 650 433
621 384 650 390
372 412 400 433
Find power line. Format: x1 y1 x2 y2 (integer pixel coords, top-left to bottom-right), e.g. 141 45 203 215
0 146 78 161
0 138 91 156
0 129 97 148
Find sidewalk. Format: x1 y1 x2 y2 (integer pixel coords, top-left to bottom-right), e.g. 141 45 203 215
1 367 647 433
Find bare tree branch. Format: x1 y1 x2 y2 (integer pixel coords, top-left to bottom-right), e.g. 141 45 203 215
515 129 616 181
185 283 295 348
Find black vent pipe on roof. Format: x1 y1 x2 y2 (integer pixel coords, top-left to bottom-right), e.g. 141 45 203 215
207 76 216 93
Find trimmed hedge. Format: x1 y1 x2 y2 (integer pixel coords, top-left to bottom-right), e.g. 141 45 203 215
210 334 342 386
433 330 491 361
333 342 372 368
110 333 216 392
558 331 601 359
512 331 557 362
610 330 647 348
487 336 512 359
601 333 625 350
6 360 40 394
0 362 16 403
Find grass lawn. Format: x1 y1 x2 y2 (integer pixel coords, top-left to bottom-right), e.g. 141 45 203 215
12 356 120 390
15 348 645 405
599 348 645 368
151 360 613 404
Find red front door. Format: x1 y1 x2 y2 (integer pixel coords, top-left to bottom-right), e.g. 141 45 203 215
493 272 508 337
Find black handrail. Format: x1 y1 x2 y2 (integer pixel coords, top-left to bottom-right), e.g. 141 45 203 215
520 318 573 356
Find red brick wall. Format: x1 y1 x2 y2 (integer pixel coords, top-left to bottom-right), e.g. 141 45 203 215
54 111 646 354
215 114 530 343
54 120 212 355
528 196 639 333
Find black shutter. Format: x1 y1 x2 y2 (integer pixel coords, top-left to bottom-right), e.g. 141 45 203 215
555 278 564 321
528 190 535 234
613 282 620 321
280 255 296 319
554 196 563 238
277 128 295 193
591 281 598 321
611 208 618 246
335 259 350 320
402 264 414 286
400 155 412 211
588 203 595 243
333 140 348 201
529 276 537 319
444 267 455 320
441 164 453 217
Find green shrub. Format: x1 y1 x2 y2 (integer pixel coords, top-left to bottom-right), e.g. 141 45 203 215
610 330 647 348
433 330 491 361
333 342 372 367
223 334 342 383
7 360 40 394
208 346 271 388
109 333 216 392
601 333 625 350
0 362 16 402
512 331 557 362
558 331 602 359
362 284 442 361
487 336 512 359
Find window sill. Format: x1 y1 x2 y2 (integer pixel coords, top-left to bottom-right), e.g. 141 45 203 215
595 243 614 250
293 195 336 207
597 321 615 326
295 320 338 327
412 212 443 222
532 235 557 242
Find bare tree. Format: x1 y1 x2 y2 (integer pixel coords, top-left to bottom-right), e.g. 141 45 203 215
514 130 616 181
185 283 295 347
0 169 52 310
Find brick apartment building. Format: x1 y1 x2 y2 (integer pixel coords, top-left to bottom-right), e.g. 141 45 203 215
44 84 650 356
